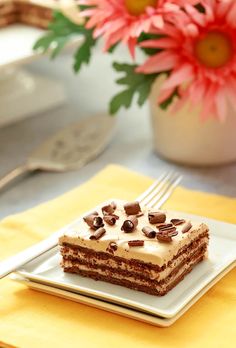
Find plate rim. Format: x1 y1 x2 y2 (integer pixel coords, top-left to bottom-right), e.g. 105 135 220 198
13 260 236 327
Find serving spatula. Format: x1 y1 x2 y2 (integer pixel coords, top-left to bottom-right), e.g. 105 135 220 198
0 113 116 191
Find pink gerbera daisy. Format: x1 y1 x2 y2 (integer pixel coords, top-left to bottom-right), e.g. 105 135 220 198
137 0 236 121
78 0 196 57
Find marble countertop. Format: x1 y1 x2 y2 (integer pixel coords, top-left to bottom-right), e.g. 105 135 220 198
1 47 236 219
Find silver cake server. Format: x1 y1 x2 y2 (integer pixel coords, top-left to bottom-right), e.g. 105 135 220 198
0 113 116 191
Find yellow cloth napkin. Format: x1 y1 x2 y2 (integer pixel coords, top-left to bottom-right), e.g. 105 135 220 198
0 165 235 348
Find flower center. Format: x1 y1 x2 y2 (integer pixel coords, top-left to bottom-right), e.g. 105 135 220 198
124 0 157 16
195 31 233 68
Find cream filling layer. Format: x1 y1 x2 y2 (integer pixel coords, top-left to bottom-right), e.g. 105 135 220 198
63 252 205 292
61 237 208 281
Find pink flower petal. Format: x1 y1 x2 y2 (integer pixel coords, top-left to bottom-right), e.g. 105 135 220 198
158 86 176 104
140 38 178 49
162 64 194 90
200 83 217 121
184 4 206 26
215 88 227 122
151 15 164 29
127 37 137 60
137 51 179 74
226 2 236 27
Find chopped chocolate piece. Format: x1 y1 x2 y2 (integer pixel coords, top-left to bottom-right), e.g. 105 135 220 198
89 227 106 240
121 215 138 233
171 218 185 226
158 226 176 234
83 214 104 230
167 230 178 237
136 212 144 218
102 202 116 215
124 201 141 215
112 214 120 220
90 211 99 216
104 215 117 226
157 223 173 231
83 214 98 228
93 216 104 230
156 233 172 243
182 221 192 233
128 240 144 247
106 241 118 253
142 226 156 239
148 212 166 224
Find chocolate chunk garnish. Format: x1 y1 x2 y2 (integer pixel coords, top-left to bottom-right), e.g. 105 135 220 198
157 223 173 231
148 212 166 224
90 211 99 216
128 240 144 247
102 202 117 215
167 230 178 237
83 214 104 230
171 218 185 226
83 214 98 227
90 227 106 240
136 212 144 218
156 233 172 243
104 215 117 226
93 216 104 229
124 201 141 215
182 221 192 233
112 214 120 220
158 226 176 234
106 241 118 253
142 226 156 239
121 215 138 233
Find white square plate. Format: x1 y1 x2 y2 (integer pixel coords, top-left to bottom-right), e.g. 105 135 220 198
15 212 236 319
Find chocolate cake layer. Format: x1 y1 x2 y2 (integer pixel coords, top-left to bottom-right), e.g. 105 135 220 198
63 252 206 296
62 244 207 285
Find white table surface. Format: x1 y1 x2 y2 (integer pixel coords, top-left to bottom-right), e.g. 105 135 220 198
1 47 236 219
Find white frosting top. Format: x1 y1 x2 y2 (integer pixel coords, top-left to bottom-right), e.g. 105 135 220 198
59 200 209 267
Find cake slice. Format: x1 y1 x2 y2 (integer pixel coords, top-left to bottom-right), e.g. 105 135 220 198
59 200 209 296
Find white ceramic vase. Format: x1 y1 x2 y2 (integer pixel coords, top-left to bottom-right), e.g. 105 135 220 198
149 77 236 166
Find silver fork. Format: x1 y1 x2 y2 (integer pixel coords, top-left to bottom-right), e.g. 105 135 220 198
0 172 182 279
137 171 182 208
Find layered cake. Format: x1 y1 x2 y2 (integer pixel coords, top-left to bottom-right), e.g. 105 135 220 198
0 0 57 29
59 200 209 296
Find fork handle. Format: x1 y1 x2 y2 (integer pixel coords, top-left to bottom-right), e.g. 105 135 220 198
0 233 59 279
0 164 32 192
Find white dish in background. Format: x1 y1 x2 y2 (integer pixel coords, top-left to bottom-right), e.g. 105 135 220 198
0 24 82 127
0 24 45 70
0 24 81 70
15 212 236 319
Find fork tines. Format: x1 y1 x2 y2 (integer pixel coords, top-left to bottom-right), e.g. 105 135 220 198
137 172 182 209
